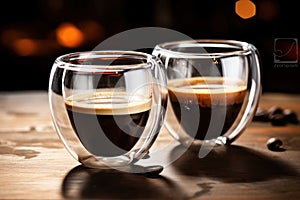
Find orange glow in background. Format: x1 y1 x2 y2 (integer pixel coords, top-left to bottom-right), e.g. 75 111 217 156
1 20 103 56
13 38 38 56
235 0 256 19
79 20 104 42
56 23 84 48
257 0 279 21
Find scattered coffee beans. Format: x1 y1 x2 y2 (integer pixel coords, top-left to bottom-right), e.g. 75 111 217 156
254 107 296 152
253 106 299 126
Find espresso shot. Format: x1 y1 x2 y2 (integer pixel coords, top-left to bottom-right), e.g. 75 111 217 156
65 92 151 157
168 77 247 140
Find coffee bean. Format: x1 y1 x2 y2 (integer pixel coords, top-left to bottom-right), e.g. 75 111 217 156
268 106 285 126
270 114 287 126
253 108 269 122
283 109 299 124
268 106 283 116
267 137 283 151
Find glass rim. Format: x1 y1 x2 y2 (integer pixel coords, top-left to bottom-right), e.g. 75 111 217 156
55 50 155 72
155 39 255 58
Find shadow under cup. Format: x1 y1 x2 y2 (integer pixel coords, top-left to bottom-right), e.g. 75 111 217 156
153 39 261 148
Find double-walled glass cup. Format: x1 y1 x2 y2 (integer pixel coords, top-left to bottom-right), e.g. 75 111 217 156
153 40 261 153
49 51 167 169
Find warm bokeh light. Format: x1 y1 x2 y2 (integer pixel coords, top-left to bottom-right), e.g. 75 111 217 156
235 0 256 19
1 29 22 47
1 29 60 56
56 23 84 48
13 38 37 56
79 20 104 42
257 0 279 21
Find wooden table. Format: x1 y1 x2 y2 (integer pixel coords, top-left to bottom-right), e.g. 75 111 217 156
0 91 299 200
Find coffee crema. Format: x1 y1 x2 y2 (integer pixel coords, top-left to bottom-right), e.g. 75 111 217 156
65 92 151 157
168 77 247 140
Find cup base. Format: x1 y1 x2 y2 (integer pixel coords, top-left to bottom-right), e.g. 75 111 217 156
79 155 133 169
181 136 229 153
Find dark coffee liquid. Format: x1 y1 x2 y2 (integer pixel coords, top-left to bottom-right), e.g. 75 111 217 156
168 77 246 140
65 92 151 157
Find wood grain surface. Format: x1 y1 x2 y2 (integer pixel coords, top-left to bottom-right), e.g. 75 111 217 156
0 91 299 200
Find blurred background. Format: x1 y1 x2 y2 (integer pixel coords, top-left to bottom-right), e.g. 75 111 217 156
0 0 299 93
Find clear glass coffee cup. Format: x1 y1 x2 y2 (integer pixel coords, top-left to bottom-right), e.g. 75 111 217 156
152 39 261 156
49 51 168 169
